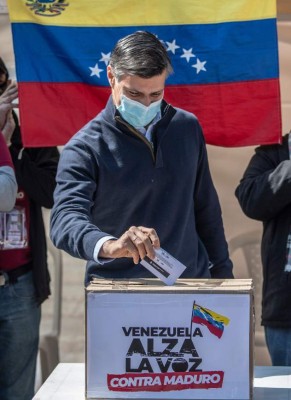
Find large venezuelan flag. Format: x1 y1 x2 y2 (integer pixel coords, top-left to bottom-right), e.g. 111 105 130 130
7 0 281 147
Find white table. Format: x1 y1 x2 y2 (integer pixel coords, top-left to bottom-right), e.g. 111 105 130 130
33 363 291 399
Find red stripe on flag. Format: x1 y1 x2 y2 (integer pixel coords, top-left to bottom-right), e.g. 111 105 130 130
18 80 281 148
18 83 111 147
192 315 223 338
165 79 282 147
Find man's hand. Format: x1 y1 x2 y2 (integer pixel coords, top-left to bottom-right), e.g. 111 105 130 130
99 226 160 264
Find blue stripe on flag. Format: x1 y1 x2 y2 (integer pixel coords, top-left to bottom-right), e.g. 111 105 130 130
11 18 278 86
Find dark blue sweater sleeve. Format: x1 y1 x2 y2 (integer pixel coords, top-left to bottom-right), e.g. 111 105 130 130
50 139 111 261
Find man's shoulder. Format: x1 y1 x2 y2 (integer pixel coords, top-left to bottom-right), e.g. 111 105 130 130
169 105 203 142
172 105 199 122
71 113 106 142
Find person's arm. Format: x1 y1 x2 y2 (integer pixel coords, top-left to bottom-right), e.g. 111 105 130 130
193 126 233 279
0 130 17 211
50 139 159 263
235 141 291 221
50 139 116 260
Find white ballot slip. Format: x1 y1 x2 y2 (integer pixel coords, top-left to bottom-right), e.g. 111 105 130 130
140 247 186 285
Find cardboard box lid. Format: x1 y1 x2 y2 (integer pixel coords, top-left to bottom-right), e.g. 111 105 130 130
86 278 253 294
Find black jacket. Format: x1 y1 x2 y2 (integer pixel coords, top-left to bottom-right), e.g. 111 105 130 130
235 134 291 327
9 118 59 304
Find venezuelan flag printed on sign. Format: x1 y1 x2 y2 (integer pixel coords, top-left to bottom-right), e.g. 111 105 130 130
7 0 281 147
192 303 230 339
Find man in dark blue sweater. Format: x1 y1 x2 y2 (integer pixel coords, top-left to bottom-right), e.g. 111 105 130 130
50 31 233 283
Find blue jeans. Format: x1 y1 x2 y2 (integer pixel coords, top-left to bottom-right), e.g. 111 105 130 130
265 326 291 366
0 271 41 400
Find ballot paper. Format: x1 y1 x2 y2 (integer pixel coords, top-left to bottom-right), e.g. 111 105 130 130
140 247 186 285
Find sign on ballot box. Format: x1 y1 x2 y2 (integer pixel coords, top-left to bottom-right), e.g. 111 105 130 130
86 278 254 400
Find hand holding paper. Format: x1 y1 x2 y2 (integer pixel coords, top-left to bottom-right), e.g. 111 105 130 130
141 247 186 285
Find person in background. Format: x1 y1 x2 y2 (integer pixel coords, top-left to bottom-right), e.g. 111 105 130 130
0 58 60 400
0 86 17 211
50 31 233 284
235 132 291 366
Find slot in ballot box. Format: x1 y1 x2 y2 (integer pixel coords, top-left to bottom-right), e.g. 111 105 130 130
86 278 254 400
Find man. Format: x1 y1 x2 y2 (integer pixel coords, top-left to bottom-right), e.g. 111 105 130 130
50 31 233 283
235 133 291 366
0 58 60 400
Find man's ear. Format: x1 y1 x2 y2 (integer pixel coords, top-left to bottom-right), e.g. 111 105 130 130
107 66 115 88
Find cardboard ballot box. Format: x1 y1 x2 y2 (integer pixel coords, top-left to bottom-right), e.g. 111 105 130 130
86 278 254 400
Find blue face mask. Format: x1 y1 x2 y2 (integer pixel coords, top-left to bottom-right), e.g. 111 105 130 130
117 95 162 129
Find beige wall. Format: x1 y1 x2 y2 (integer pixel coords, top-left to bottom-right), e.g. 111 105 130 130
0 12 290 278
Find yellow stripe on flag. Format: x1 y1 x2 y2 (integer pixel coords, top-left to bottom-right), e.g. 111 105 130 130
202 306 230 325
8 0 276 27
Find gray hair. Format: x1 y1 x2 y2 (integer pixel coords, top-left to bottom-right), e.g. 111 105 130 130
109 31 173 81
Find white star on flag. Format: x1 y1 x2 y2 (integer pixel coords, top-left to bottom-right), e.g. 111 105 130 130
181 48 195 63
166 39 180 54
192 58 207 74
89 63 103 78
99 52 111 66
